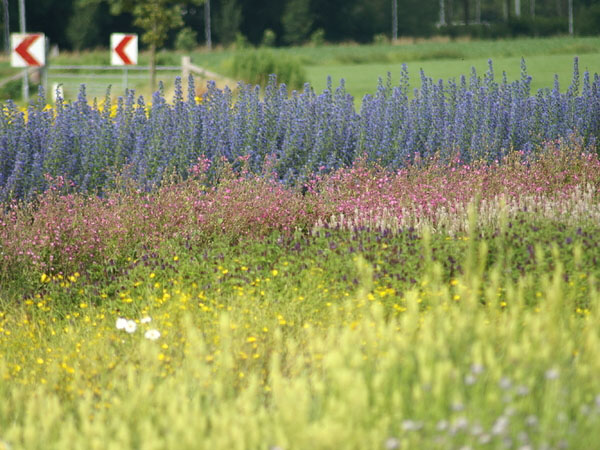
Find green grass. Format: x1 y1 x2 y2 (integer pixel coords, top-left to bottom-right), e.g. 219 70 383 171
191 36 600 100
306 53 600 101
203 36 600 96
190 36 600 68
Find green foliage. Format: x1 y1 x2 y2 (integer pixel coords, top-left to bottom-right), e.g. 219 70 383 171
100 0 203 49
175 27 199 52
260 29 277 48
66 1 103 51
441 17 570 40
309 28 325 47
233 32 250 50
13 0 600 51
0 78 23 100
226 49 306 90
372 33 389 45
282 0 313 45
577 3 600 36
216 0 242 45
101 0 202 89
131 0 183 48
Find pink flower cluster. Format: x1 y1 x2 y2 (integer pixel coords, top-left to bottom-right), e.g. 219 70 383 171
311 147 600 221
1 144 599 277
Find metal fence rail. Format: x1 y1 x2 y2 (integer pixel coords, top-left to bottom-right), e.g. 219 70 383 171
0 57 228 102
46 64 184 100
49 65 181 71
0 67 36 88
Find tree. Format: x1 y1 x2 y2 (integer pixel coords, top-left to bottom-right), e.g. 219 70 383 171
102 0 203 90
204 0 211 49
107 0 184 91
67 0 105 51
282 0 313 45
216 0 242 45
20 0 75 49
2 0 8 54
237 0 285 46
392 0 398 40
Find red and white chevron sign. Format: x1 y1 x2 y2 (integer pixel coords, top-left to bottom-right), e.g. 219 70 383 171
11 33 45 67
111 34 138 66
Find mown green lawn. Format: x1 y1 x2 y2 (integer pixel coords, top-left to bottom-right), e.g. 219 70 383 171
306 52 600 101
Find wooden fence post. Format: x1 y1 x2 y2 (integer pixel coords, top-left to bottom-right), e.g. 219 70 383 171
182 56 190 93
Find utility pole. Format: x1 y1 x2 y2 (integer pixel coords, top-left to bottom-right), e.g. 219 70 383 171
568 0 573 34
204 0 212 50
439 0 446 26
19 0 28 103
392 0 398 41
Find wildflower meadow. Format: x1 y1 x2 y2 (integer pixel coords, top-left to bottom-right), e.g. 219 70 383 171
1 59 600 449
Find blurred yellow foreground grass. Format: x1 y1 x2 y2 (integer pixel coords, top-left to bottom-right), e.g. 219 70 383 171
1 238 600 449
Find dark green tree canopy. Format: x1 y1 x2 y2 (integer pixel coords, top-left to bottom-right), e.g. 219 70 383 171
6 0 600 52
282 0 313 44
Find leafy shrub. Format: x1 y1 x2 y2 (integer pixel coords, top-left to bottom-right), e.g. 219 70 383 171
310 28 326 47
233 32 250 49
372 33 390 45
227 49 306 89
0 79 24 101
260 29 277 47
175 27 198 52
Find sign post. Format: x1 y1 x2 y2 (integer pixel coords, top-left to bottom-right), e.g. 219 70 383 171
111 33 138 91
10 32 45 102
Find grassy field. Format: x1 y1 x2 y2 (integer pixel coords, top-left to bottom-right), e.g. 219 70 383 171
306 53 600 101
203 36 600 99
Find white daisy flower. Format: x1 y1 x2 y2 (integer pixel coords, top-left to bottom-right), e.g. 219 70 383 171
124 320 137 334
116 317 128 330
144 329 161 341
140 316 152 324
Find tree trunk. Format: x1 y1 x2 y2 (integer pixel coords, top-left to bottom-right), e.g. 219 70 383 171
2 0 9 54
475 0 481 23
439 0 446 25
515 0 521 17
205 0 212 50
503 0 510 20
150 42 156 92
530 0 535 18
392 0 398 40
463 0 469 25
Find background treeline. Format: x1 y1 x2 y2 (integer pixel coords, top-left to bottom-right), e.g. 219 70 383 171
1 0 600 52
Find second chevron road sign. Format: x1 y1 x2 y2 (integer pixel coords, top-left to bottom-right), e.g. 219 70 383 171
11 33 45 67
111 34 138 66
